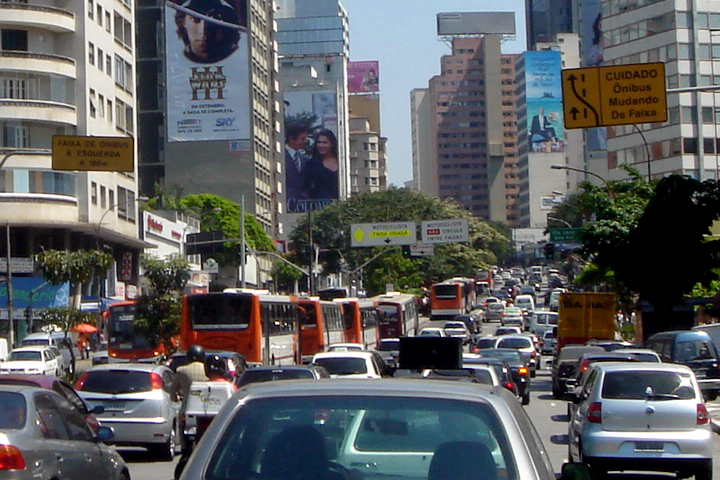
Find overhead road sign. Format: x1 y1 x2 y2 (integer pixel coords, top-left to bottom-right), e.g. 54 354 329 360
351 222 416 247
562 62 667 129
549 228 581 243
52 135 134 172
421 218 469 244
410 243 434 257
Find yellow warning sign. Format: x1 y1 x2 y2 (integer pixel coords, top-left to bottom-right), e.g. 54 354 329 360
52 135 134 172
562 63 667 129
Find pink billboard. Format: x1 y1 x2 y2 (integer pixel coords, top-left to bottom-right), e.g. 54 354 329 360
348 61 379 93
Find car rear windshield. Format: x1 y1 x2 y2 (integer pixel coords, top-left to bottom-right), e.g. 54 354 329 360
475 338 497 349
377 341 399 351
239 369 314 386
496 338 531 349
9 351 41 361
204 396 517 480
674 340 717 362
602 371 695 400
0 392 26 429
314 358 368 375
21 339 50 346
81 370 154 394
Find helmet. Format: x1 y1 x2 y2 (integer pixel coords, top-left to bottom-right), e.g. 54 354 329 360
186 344 206 363
205 354 227 379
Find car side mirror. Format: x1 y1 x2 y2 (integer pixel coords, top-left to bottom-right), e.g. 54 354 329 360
560 462 594 480
95 425 114 443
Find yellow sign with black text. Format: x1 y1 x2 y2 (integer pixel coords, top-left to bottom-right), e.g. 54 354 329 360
52 135 134 172
562 63 667 129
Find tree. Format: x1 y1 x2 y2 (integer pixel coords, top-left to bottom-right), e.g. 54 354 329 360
288 187 510 294
133 254 190 354
34 249 114 311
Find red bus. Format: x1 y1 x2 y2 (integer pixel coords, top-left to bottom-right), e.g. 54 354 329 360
297 297 344 362
430 281 467 320
181 289 299 365
335 298 379 349
368 292 420 339
106 301 167 363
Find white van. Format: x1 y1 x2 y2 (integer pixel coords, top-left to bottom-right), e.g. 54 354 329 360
21 332 75 374
529 311 559 336
514 294 535 314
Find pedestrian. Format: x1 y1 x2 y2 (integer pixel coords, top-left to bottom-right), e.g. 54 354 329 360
170 345 209 454
77 335 87 360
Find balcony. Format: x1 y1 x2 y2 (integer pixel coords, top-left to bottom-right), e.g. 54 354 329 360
0 99 76 126
0 51 76 78
0 3 75 33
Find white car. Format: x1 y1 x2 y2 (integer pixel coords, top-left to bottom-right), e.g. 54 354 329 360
0 346 60 376
326 343 365 352
443 321 470 343
312 351 384 379
418 327 447 337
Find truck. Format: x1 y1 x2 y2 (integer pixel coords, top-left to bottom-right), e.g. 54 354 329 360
557 292 617 350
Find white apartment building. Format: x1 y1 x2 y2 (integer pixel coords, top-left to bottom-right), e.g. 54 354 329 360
348 116 386 195
0 0 142 315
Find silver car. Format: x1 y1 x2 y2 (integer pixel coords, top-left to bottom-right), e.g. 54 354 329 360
568 362 713 479
0 384 130 480
76 363 180 460
180 379 590 480
494 335 538 376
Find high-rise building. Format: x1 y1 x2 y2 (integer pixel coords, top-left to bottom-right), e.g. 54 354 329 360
0 0 144 315
602 2 719 182
525 0 575 50
410 88 435 195
348 116 386 195
413 36 519 224
136 0 280 239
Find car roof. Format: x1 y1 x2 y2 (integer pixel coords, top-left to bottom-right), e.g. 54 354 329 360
244 365 321 372
590 361 694 374
87 362 169 373
648 330 712 340
0 374 62 388
313 351 377 359
9 346 50 352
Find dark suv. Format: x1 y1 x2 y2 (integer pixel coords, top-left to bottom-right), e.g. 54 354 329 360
646 330 720 400
551 345 605 398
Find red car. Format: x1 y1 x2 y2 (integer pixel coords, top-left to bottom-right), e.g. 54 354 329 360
0 374 102 433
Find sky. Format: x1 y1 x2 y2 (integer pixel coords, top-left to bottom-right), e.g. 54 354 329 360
341 1 528 187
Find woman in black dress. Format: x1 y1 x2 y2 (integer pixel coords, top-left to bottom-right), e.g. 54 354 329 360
305 129 339 199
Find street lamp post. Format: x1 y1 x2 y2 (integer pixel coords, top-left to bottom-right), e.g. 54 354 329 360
547 216 572 228
550 165 614 200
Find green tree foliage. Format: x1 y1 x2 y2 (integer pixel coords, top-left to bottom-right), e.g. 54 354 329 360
288 187 510 294
271 259 304 293
38 307 96 338
34 249 114 308
133 254 190 354
180 193 275 266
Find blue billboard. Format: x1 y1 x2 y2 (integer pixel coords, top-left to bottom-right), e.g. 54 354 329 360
0 278 70 309
525 50 564 153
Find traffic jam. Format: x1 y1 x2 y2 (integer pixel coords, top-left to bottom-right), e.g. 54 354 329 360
0 267 718 480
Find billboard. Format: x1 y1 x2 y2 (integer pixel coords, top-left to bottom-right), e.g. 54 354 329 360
580 0 607 150
165 0 249 142
284 90 339 213
348 61 379 93
525 50 564 154
436 12 515 35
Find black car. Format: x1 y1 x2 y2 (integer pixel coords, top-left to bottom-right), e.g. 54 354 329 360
453 313 481 334
464 355 519 398
551 345 605 398
478 348 531 405
238 365 330 387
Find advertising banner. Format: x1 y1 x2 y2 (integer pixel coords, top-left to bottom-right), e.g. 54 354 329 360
348 61 379 93
283 90 339 213
580 0 607 150
0 278 69 309
165 0 249 142
526 51 565 154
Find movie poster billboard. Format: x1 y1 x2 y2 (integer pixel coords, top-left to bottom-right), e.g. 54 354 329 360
525 50 565 153
165 0 249 142
283 90 339 213
348 61 379 93
580 0 607 150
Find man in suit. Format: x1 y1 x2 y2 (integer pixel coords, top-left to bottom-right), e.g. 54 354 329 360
529 107 557 143
285 123 309 201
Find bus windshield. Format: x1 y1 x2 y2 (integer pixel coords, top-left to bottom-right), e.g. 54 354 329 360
434 284 458 299
188 293 253 329
107 304 155 351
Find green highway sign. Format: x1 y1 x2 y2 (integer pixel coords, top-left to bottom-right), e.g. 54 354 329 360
549 228 581 242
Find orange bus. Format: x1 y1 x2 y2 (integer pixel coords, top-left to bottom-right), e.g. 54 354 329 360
181 289 299 365
335 298 379 349
430 279 474 320
368 292 420 339
106 301 167 363
297 297 346 362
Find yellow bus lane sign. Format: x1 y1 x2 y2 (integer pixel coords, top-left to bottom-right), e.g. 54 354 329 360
52 135 134 172
351 222 417 247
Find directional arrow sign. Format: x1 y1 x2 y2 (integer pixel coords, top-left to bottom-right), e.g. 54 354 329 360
410 243 434 257
351 222 417 247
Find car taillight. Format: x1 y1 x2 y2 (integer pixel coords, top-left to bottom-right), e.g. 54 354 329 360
518 367 529 376
75 372 89 390
471 347 479 353
580 360 589 373
587 402 602 423
697 404 710 425
150 372 163 390
530 351 537 359
504 382 514 390
0 445 25 470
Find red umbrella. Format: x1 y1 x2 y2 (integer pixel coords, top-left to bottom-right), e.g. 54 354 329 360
70 323 98 334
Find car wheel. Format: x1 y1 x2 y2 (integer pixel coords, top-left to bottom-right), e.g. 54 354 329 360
703 390 718 401
521 391 530 405
694 460 712 480
530 369 536 378
151 428 176 461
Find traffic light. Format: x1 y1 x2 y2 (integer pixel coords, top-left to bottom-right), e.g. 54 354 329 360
544 242 555 259
402 245 412 258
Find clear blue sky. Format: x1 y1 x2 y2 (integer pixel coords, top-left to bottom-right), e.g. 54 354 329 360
342 1 528 186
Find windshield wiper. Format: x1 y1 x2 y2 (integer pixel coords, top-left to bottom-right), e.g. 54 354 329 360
645 393 681 400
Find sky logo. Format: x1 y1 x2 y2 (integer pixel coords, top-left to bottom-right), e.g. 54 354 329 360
216 118 235 127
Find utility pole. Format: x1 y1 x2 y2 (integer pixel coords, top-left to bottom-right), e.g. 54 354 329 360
240 195 246 289
6 224 13 349
308 210 314 295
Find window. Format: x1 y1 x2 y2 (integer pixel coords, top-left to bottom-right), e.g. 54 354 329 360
89 89 96 118
108 188 114 208
91 181 98 205
97 48 103 71
115 99 125 131
1 77 35 99
1 30 28 51
113 12 132 49
88 43 95 65
97 4 102 26
2 125 29 148
88 0 93 19
98 93 105 117
105 11 111 31
107 99 112 121
106 54 112 76
100 185 106 208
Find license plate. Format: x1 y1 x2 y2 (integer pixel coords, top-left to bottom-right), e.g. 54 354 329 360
104 402 125 412
635 441 663 451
